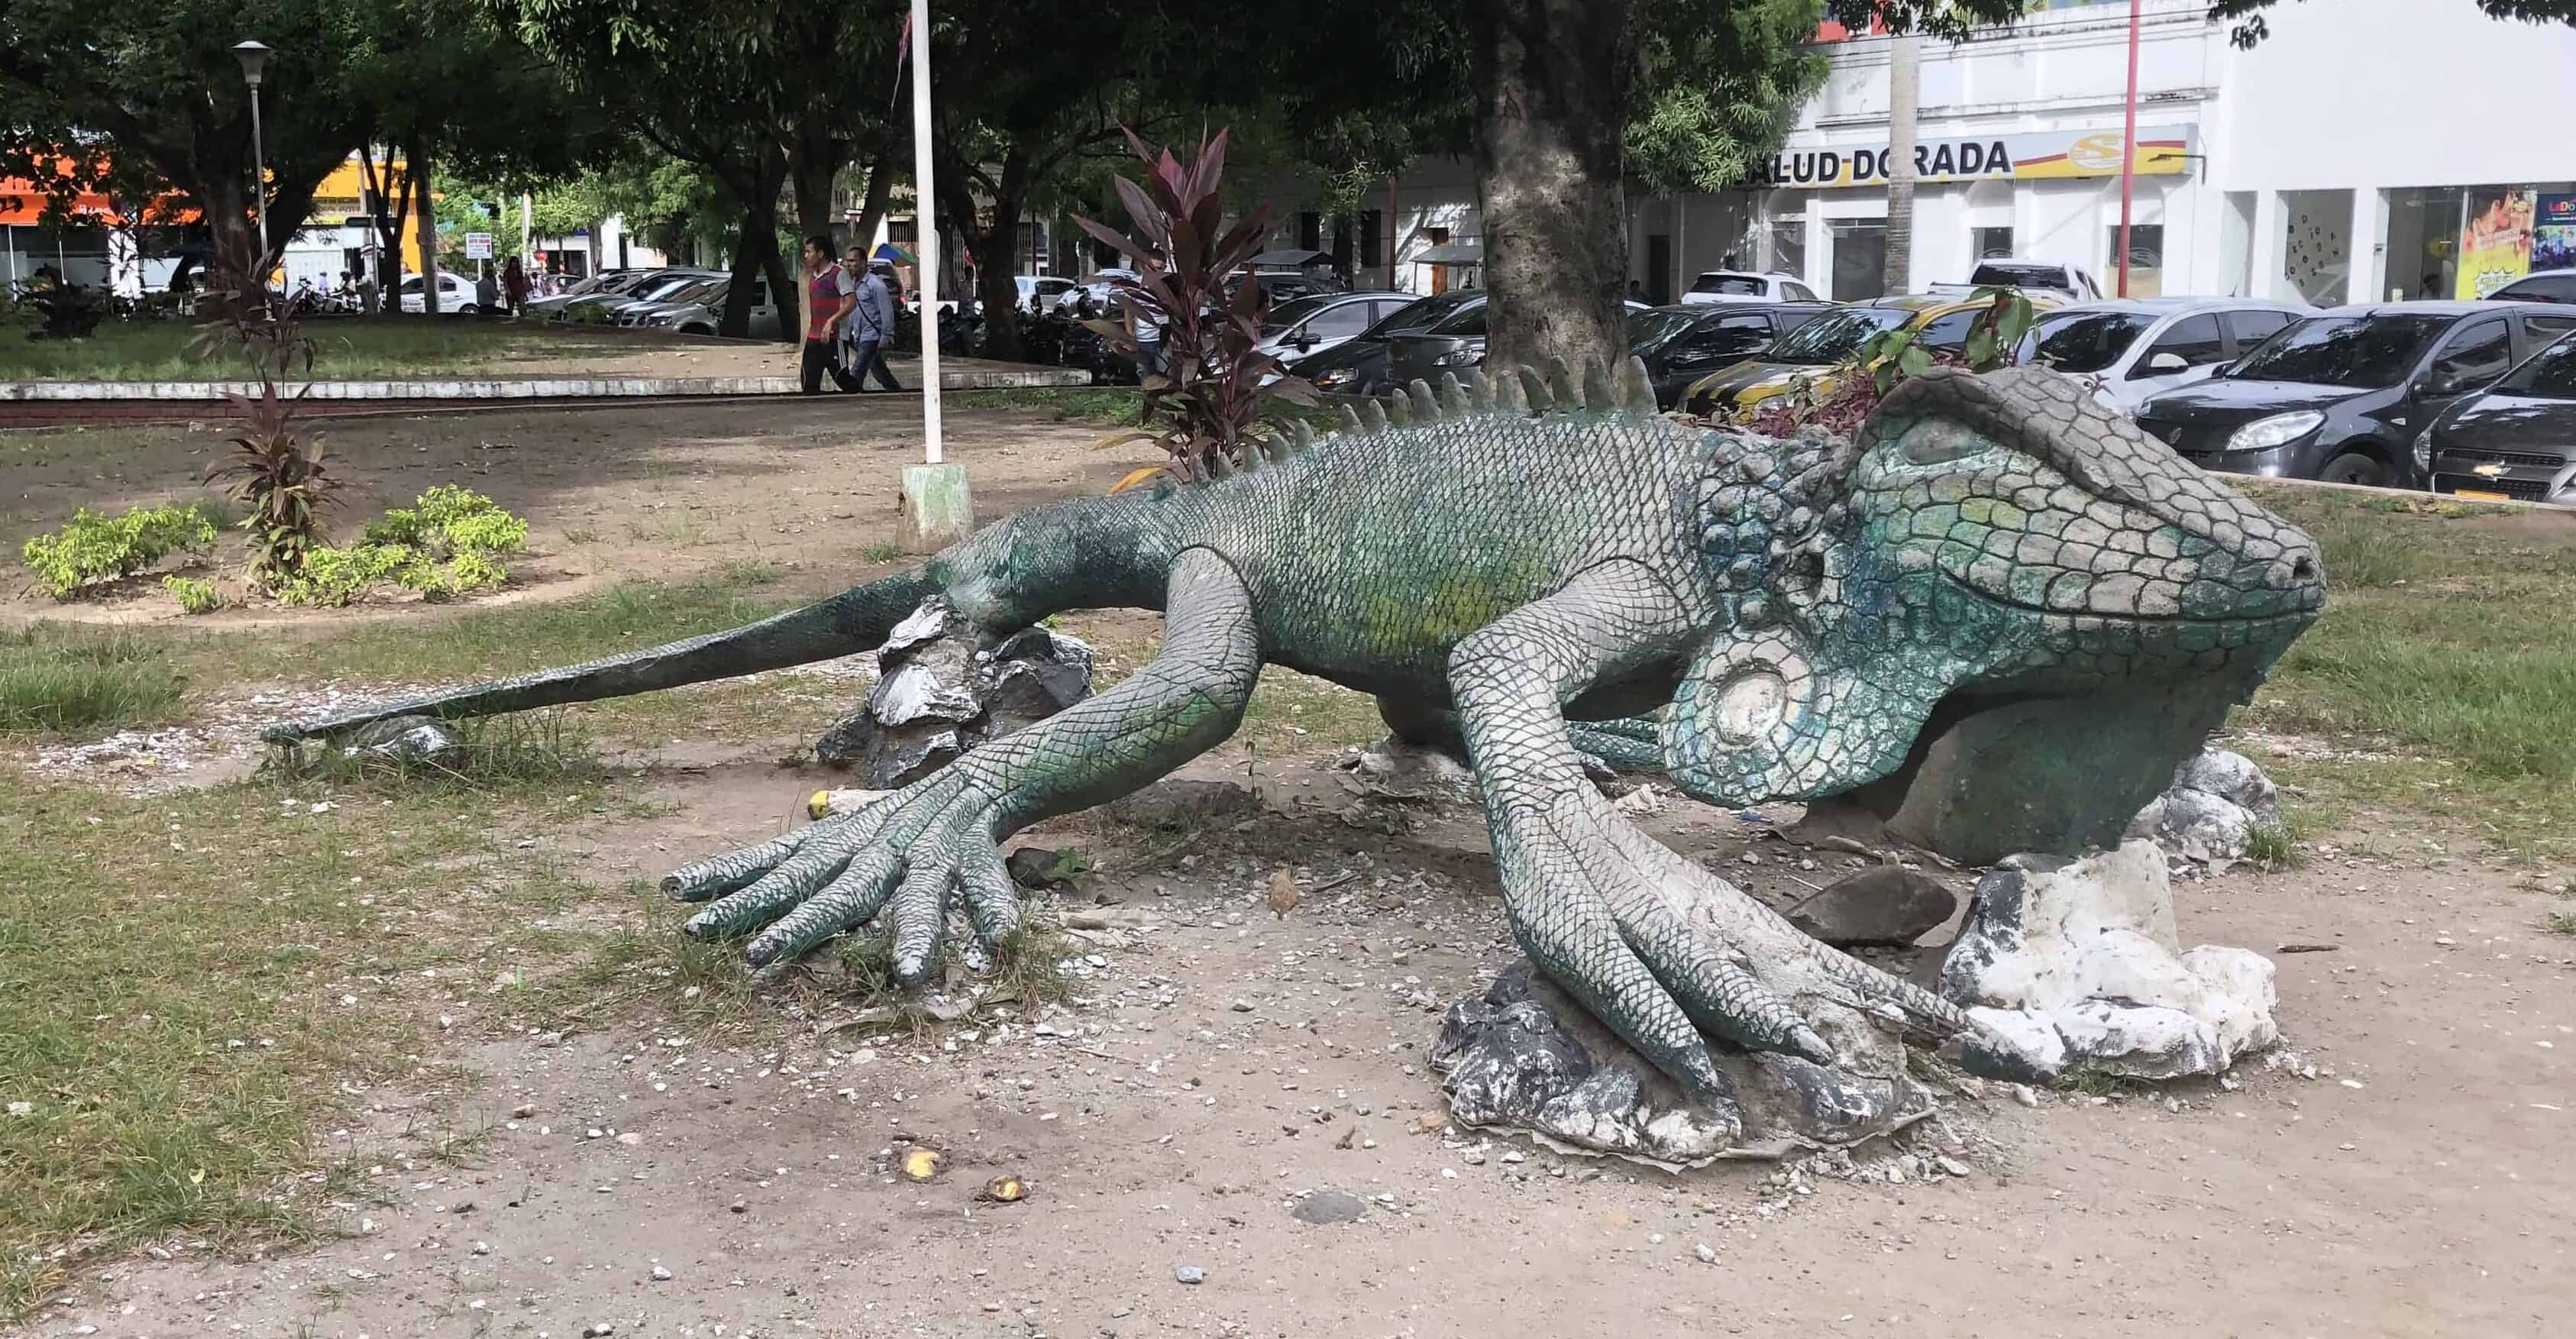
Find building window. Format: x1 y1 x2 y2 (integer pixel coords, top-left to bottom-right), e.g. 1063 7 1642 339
1359 210 1382 269
1297 211 1321 251
1768 217 1806 280
2109 223 2164 296
1974 226 2014 260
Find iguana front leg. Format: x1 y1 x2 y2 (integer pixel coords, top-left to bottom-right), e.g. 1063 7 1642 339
1450 561 1967 1107
671 548 1260 978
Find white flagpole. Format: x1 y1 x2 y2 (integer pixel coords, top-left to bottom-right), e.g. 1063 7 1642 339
909 0 942 464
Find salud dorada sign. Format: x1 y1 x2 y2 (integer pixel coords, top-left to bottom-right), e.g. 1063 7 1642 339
1750 125 2196 189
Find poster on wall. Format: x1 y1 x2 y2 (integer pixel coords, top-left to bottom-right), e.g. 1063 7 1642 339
2534 195 2576 275
2455 189 2536 299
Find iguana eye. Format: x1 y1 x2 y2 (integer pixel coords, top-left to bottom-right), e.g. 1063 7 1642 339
1900 422 1989 466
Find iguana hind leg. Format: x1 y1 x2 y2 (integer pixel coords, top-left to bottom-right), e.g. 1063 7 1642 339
1450 561 1968 1111
670 548 1260 978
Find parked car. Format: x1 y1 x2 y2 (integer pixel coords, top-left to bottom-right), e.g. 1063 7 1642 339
1382 296 1653 393
1629 302 1836 409
2014 298 2309 411
634 278 781 335
615 277 723 327
1679 270 1820 305
521 269 642 319
1287 289 1486 397
2487 268 2576 304
1960 257 2104 301
561 269 722 324
2132 301 2576 487
1015 274 1079 310
1677 292 2064 419
1052 269 1140 314
1225 268 1347 306
396 270 485 315
1252 290 1412 364
2419 328 2576 503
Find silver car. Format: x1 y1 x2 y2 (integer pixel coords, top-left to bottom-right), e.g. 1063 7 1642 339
2015 297 2312 412
1252 290 1414 364
633 278 782 335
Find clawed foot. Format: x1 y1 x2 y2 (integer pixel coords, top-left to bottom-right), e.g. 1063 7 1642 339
1495 780 1971 1111
664 769 1019 978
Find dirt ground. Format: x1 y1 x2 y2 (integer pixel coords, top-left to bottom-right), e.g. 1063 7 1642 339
8 403 2574 1337
2 396 1133 628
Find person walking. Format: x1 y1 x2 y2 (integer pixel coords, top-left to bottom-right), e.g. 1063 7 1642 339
503 256 528 315
842 254 903 392
800 234 856 395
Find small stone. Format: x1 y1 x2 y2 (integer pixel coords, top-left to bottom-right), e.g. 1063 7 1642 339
1936 1155 1973 1178
1230 999 1255 1012
1175 1264 1207 1285
1291 1190 1369 1225
1784 865 1958 947
582 1324 616 1338
511 1103 537 1119
1695 1243 1718 1263
651 1264 672 1282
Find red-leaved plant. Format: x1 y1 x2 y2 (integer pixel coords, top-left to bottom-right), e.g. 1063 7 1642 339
194 230 336 582
1075 128 1318 486
1745 286 2035 438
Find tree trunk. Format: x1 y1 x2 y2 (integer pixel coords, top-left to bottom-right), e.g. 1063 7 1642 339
790 109 846 244
359 148 411 314
941 146 1030 361
849 128 900 258
1885 32 1921 298
711 150 796 341
1467 0 1634 375
412 137 441 316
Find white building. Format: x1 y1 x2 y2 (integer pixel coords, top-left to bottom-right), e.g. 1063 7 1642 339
1253 0 2576 309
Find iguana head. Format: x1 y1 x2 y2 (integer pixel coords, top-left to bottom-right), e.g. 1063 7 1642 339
1669 366 2325 805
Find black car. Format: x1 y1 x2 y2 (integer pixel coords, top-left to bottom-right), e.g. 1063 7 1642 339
1223 269 1348 306
2133 302 2576 487
1288 289 1485 397
1381 296 1656 393
2421 328 2576 504
1628 302 1835 409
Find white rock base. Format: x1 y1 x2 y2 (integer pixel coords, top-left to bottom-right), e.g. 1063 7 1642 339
1942 839 2279 1081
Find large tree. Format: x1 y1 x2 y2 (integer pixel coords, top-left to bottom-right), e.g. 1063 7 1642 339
0 0 379 263
497 0 903 340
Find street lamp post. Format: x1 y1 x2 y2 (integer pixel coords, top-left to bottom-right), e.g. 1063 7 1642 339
233 40 272 276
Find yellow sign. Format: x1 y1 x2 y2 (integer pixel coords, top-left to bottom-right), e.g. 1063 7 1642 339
1753 125 2194 190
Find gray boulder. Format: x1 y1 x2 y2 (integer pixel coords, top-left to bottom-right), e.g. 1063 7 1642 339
2125 747 2281 870
814 599 1094 788
1783 866 1958 947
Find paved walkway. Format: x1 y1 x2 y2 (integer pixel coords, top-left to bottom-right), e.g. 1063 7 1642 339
0 355 1088 426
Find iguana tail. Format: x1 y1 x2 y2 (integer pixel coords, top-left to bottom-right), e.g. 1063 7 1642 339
262 566 941 742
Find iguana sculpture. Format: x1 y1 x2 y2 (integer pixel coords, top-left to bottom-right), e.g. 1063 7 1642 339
270 363 2325 1108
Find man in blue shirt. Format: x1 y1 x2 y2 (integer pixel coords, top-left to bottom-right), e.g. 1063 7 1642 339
841 250 903 393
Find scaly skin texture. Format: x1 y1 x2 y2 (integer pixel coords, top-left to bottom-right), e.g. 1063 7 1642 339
270 362 2326 1109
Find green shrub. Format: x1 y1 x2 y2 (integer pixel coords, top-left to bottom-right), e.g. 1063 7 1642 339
162 575 224 614
280 489 527 606
21 504 218 597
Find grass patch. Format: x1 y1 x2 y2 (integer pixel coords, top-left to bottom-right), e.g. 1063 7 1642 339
2235 487 2576 859
2547 907 2576 936
175 571 799 699
0 623 183 735
0 773 587 1315
268 712 600 794
0 319 697 383
2245 823 2299 872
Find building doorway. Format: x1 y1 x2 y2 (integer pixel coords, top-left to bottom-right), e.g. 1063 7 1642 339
1645 233 1672 305
1830 219 1887 301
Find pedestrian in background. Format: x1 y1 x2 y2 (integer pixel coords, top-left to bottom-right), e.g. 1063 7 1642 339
800 234 856 394
843 255 903 393
503 256 528 315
